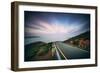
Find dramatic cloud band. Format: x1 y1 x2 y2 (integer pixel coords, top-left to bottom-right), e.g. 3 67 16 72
24 11 90 45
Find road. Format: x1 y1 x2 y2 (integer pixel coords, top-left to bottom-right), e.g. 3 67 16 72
53 42 90 59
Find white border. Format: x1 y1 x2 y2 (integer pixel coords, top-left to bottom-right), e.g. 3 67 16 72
18 5 96 68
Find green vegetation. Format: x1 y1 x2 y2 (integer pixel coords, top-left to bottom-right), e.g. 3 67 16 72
25 31 90 61
63 31 90 51
64 31 90 43
24 42 52 61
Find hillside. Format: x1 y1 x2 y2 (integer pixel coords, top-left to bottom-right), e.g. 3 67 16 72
24 41 52 61
63 31 90 51
64 31 90 43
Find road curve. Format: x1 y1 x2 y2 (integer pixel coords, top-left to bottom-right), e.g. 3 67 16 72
55 42 90 59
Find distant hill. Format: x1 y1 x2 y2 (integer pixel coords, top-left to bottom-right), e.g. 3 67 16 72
63 31 90 43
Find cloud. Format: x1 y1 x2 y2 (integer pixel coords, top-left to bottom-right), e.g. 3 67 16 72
25 20 88 45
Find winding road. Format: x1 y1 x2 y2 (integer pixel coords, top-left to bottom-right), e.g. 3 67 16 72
53 42 90 60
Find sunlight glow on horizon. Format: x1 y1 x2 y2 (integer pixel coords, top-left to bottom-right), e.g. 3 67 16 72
25 20 88 45
24 11 90 45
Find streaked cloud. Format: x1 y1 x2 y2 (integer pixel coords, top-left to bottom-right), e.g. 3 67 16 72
24 11 90 45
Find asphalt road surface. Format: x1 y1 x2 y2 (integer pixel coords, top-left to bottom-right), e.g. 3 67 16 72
53 42 90 59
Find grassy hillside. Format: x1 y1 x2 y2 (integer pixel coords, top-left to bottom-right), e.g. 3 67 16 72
63 31 90 51
64 31 90 43
24 41 52 61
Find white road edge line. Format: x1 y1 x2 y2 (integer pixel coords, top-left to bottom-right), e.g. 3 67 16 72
54 43 68 60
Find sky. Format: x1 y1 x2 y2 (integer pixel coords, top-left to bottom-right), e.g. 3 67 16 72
24 11 90 45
